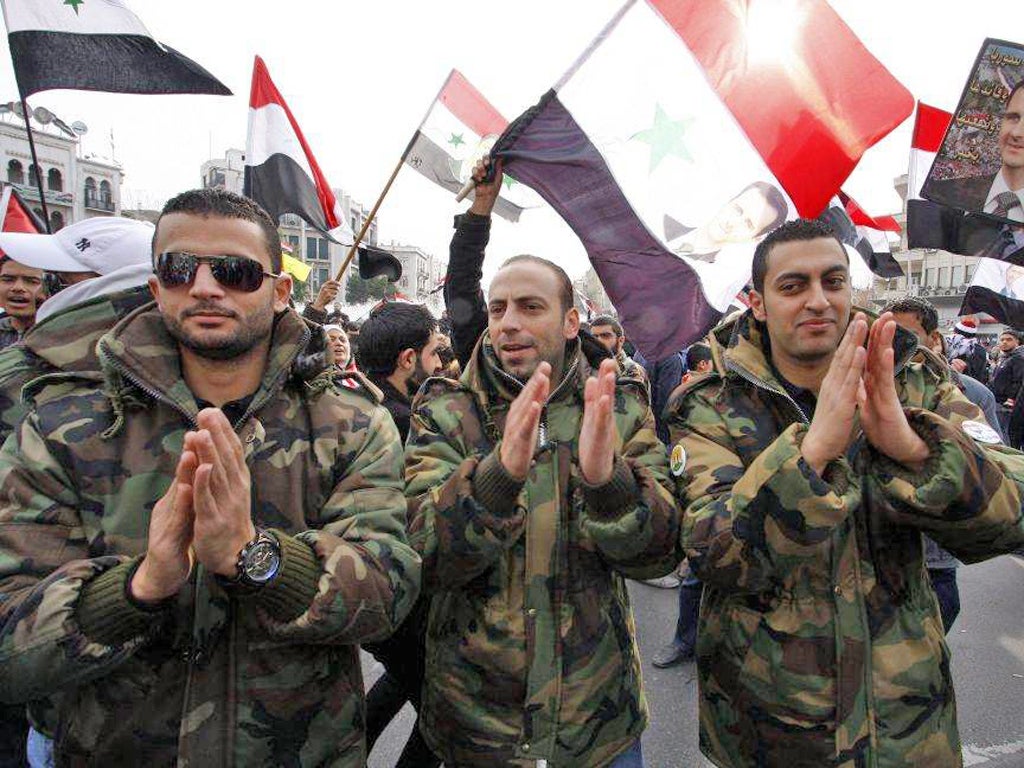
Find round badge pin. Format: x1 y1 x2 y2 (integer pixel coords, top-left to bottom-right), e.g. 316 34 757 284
670 443 687 476
961 420 1001 445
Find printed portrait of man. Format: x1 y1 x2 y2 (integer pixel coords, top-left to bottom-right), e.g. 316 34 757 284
662 180 789 263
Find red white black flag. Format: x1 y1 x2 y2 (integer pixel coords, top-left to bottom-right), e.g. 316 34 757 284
244 56 344 237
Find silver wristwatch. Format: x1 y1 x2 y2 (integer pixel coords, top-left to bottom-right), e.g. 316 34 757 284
234 528 281 587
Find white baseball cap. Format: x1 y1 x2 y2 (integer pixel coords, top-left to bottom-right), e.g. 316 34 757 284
0 216 153 274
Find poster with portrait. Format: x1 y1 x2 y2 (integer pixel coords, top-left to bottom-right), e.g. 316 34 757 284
922 38 1024 226
961 256 1024 329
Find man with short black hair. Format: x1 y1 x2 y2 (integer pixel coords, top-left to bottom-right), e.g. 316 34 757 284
669 218 1024 766
0 188 419 765
591 313 647 381
356 302 443 441
0 257 45 348
407 244 679 767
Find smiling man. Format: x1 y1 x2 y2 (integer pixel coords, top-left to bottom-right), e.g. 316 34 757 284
0 188 419 765
406 253 679 767
667 218 1024 767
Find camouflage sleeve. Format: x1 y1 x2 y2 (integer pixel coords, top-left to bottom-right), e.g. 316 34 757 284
405 403 527 593
668 389 860 594
0 345 36 446
250 404 421 645
577 396 680 580
0 413 157 704
867 377 1024 561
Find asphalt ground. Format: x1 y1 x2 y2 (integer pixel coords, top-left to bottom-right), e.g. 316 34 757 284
366 554 1024 767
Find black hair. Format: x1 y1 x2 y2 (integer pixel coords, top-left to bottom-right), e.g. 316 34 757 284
882 296 939 335
751 218 847 293
686 343 712 370
590 314 623 337
737 181 789 235
156 188 282 273
355 302 437 376
1007 80 1024 106
497 254 575 314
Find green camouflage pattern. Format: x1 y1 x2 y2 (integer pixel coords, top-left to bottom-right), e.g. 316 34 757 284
667 309 1024 768
0 303 420 766
0 285 152 446
405 332 680 767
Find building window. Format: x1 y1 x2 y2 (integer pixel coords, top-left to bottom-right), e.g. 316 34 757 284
49 210 64 232
6 160 23 184
318 239 329 259
32 207 43 220
318 268 329 285
924 267 935 285
99 179 112 202
84 176 96 196
28 164 39 187
952 265 964 286
306 237 318 259
47 168 62 192
287 235 299 248
938 267 948 287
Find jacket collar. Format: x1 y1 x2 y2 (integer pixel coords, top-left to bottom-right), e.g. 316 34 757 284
97 303 317 425
708 307 919 394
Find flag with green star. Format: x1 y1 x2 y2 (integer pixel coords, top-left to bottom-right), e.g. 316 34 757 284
2 0 230 97
402 69 536 222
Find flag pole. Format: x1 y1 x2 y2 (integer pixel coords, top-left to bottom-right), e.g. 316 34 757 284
18 95 52 234
333 71 458 283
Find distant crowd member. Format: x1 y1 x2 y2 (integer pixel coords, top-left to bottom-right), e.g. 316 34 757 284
302 276 343 325
590 313 647 381
0 256 45 348
669 219 1024 767
356 302 443 442
353 300 443 767
0 188 419 765
990 329 1024 442
946 316 989 384
0 217 156 446
681 342 713 385
409 159 678 767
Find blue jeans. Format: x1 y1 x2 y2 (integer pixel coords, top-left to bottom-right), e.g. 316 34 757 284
608 739 645 768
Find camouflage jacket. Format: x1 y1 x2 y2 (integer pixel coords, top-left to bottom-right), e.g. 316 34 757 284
0 304 420 767
0 284 152 446
0 315 24 351
405 333 679 767
667 310 1024 768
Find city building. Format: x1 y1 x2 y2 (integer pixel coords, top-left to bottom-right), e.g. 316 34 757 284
385 242 447 315
1 112 123 231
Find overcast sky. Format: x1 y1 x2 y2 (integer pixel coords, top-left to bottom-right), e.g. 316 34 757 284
0 0 1015 282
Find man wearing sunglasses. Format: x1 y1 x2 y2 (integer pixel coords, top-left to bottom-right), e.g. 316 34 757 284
0 188 420 766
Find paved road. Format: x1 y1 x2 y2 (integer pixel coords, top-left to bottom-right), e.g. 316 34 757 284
366 554 1024 767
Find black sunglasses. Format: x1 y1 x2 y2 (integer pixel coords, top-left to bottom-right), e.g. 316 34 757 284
155 252 280 293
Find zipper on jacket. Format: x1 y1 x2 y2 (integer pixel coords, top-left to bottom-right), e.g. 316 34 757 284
726 361 809 424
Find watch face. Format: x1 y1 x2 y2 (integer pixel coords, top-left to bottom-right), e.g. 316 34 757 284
244 540 281 584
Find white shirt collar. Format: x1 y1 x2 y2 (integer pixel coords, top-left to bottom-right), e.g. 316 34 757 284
985 171 1024 221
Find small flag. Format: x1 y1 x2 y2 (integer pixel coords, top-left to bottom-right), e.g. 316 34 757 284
817 190 902 278
0 184 44 242
494 0 913 358
245 56 345 238
403 70 529 222
358 245 402 283
281 253 311 282
1 0 230 97
961 257 1024 328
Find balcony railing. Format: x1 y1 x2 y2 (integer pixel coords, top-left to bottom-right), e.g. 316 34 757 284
84 191 115 212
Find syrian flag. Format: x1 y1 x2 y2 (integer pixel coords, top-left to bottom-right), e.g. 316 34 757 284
404 70 529 222
493 0 912 359
961 257 1024 328
1 0 230 97
906 102 1020 260
245 56 346 238
0 184 44 242
834 190 902 278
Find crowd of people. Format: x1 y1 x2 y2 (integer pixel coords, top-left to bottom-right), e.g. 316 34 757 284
0 168 1019 768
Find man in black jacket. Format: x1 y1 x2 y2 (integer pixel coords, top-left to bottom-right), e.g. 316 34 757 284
990 329 1024 445
353 300 442 767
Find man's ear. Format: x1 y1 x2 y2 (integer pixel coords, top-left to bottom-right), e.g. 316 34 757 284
273 273 292 312
147 275 162 307
748 289 767 322
398 347 416 371
564 307 581 340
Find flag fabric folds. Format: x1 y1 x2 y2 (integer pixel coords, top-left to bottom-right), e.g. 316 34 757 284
961 258 1024 329
1 0 230 97
404 70 527 222
493 0 913 359
829 190 903 278
358 245 402 283
0 184 44 240
245 56 345 238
